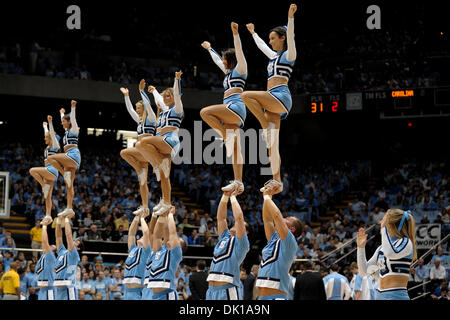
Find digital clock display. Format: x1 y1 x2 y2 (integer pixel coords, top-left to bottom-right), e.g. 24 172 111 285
309 94 343 114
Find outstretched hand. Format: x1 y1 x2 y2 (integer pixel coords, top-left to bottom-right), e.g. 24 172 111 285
47 115 53 123
246 23 255 35
71 100 77 108
231 22 239 35
356 227 367 248
148 85 155 93
120 87 129 96
60 108 66 115
175 70 183 80
43 121 48 128
201 41 211 50
288 3 297 18
139 79 146 92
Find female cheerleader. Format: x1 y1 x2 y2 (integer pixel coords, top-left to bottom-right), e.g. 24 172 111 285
135 71 184 216
242 4 298 194
119 79 158 216
256 183 301 300
147 206 182 300
357 209 417 300
47 100 81 217
29 115 60 225
200 22 247 194
206 189 249 300
123 208 151 300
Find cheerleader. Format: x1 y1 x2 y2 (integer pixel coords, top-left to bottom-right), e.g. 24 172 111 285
256 183 301 300
36 217 57 300
119 80 158 216
200 22 247 194
46 100 81 217
135 71 184 216
357 209 417 300
242 4 298 194
141 212 159 300
29 115 60 225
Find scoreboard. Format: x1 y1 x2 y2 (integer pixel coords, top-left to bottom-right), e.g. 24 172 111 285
306 87 450 116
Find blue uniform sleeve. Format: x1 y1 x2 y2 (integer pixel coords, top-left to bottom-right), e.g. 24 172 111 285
354 274 363 291
283 231 298 257
70 248 80 265
236 234 250 262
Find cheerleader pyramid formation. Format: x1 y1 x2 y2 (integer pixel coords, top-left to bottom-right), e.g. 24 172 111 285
29 4 418 301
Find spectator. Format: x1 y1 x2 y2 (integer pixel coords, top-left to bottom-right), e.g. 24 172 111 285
73 226 88 241
0 261 20 300
430 247 449 265
420 215 430 224
187 229 202 245
203 230 218 247
2 251 14 272
93 271 109 300
87 224 102 241
414 259 429 283
177 227 189 244
323 264 351 300
294 261 326 300
24 263 39 299
114 213 130 231
80 272 95 300
243 265 258 300
18 267 28 300
101 223 115 241
29 220 42 259
188 260 208 300
109 268 124 300
430 259 446 281
431 280 449 300
111 225 127 242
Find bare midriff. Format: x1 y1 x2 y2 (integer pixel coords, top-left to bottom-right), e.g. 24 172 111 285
267 78 288 91
224 88 243 100
257 286 286 297
157 127 178 136
152 287 168 293
209 280 230 287
379 275 408 290
63 145 77 153
126 283 144 289
137 133 152 142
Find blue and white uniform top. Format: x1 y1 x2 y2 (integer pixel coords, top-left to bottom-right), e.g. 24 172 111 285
256 231 297 294
353 273 376 300
251 18 296 82
357 227 414 291
154 78 184 132
36 251 56 287
323 272 351 300
143 251 155 287
124 244 151 285
147 244 182 289
123 90 157 137
206 229 250 287
207 33 248 95
53 244 80 287
43 122 60 162
60 107 80 148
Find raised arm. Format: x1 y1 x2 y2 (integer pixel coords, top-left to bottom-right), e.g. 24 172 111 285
139 79 156 123
217 192 230 236
262 194 275 242
148 86 167 111
148 214 158 251
47 116 60 150
356 227 380 276
230 192 246 239
167 206 180 249
128 216 140 250
140 214 150 249
231 22 247 75
120 87 140 123
201 41 227 74
59 108 65 121
263 193 289 240
64 216 75 251
70 100 79 135
246 23 277 59
286 4 297 62
152 216 164 252
55 217 63 249
41 220 52 254
173 71 184 114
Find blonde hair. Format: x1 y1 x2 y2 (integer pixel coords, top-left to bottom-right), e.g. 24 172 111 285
386 209 417 261
158 88 175 119
136 100 147 124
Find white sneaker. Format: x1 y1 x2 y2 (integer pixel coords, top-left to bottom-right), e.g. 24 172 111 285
154 202 171 216
222 180 236 192
160 158 170 178
260 179 283 193
57 208 75 218
133 206 148 216
40 216 53 225
153 199 163 212
224 130 236 158
43 184 50 198
63 171 72 188
138 168 147 186
235 180 244 194
153 166 161 182
266 122 276 149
